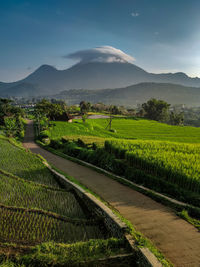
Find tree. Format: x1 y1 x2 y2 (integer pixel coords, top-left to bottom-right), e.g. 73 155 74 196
110 105 120 115
35 99 63 120
4 117 17 137
80 101 91 123
142 98 170 122
170 111 184 125
137 108 145 117
0 98 13 125
35 99 52 118
49 104 63 120
91 103 106 113
80 101 91 114
81 114 88 123
0 98 24 137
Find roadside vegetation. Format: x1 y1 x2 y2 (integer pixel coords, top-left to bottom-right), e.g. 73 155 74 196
45 136 200 210
0 134 132 266
35 99 200 221
105 139 200 194
2 97 199 266
0 239 130 267
0 98 25 140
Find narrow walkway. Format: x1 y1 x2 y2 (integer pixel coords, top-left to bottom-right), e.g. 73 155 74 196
23 121 200 267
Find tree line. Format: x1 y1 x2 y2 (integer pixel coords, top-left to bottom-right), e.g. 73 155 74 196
0 96 184 139
34 98 184 126
0 98 25 138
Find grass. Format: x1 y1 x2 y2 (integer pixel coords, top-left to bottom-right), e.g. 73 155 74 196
0 239 130 267
36 116 200 266
0 205 106 245
0 261 25 267
46 117 200 207
0 137 125 265
48 117 200 143
43 139 200 234
0 172 86 218
178 210 200 230
0 139 59 188
105 139 200 194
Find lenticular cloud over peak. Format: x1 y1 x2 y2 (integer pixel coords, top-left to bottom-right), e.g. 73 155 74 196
65 46 135 64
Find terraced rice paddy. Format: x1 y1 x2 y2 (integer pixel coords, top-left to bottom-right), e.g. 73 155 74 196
0 171 85 218
0 205 106 245
0 137 111 250
0 139 59 187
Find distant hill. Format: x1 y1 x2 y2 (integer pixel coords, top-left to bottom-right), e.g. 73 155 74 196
54 83 200 107
1 61 200 99
1 83 40 98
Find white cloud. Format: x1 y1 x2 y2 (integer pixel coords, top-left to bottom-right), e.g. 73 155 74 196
131 12 139 17
65 46 135 64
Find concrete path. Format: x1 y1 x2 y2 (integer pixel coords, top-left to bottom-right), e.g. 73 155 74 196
23 121 200 267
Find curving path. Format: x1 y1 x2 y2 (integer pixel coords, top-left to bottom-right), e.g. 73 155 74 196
23 121 200 267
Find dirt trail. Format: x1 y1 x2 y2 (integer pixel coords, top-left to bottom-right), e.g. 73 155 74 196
23 121 200 267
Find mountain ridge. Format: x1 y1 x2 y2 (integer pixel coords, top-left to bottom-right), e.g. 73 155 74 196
1 61 200 100
54 82 200 107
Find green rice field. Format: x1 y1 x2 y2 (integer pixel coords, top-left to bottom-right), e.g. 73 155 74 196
0 137 112 254
0 172 86 218
46 117 200 206
105 139 200 193
0 205 105 245
0 139 59 187
48 118 200 143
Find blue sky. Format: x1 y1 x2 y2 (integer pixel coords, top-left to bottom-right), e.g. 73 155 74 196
1 0 200 82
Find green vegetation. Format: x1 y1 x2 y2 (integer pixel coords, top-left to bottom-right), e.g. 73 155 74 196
0 139 59 187
44 117 200 209
178 210 200 230
0 172 85 218
0 137 131 266
142 98 170 122
0 239 131 267
0 205 105 245
47 137 200 208
142 98 184 125
47 118 200 143
105 139 200 193
0 98 25 139
62 135 107 147
0 261 25 267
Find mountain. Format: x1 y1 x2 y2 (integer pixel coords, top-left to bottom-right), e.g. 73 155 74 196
54 83 200 107
1 61 200 98
0 65 60 96
0 83 40 98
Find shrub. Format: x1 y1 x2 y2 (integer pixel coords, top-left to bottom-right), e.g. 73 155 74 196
50 139 63 150
77 138 87 148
